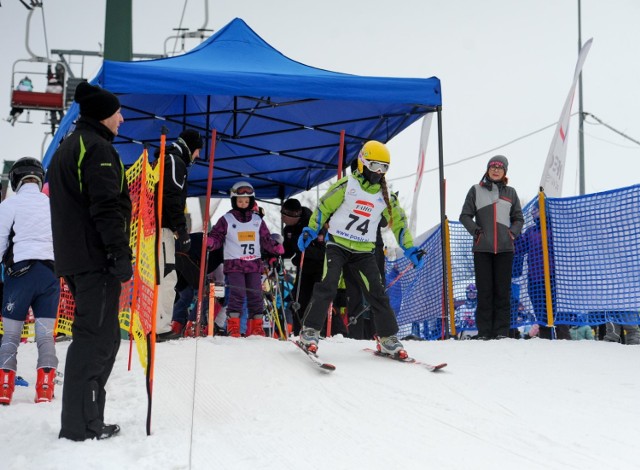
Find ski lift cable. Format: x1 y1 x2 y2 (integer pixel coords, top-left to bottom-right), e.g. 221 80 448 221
388 111 638 184
387 117 566 183
583 112 640 147
582 130 640 149
18 0 35 11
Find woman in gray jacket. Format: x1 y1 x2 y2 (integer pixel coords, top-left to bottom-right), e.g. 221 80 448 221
460 155 524 339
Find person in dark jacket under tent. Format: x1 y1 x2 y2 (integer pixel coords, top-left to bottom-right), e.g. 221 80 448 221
154 129 203 342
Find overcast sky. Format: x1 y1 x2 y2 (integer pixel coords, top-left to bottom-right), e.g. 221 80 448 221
1 0 639 235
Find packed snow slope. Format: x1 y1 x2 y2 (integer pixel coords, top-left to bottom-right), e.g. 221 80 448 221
2 336 639 470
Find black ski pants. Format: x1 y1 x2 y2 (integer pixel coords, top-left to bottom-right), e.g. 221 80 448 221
60 270 122 440
473 251 513 338
302 244 398 338
292 264 323 335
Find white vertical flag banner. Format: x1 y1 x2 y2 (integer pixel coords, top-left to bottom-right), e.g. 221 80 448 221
540 38 593 197
409 114 433 234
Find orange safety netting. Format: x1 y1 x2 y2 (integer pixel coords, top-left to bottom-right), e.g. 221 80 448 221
7 151 161 372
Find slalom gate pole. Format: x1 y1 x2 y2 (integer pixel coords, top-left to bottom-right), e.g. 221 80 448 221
326 130 346 337
147 127 168 436
207 283 215 337
195 129 217 336
538 190 556 340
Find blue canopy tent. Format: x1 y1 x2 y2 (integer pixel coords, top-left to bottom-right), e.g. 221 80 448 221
43 17 442 200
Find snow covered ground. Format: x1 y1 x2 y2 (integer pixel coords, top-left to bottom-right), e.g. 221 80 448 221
2 335 639 470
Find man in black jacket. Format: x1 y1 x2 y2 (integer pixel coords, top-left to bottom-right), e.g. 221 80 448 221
155 129 203 341
48 81 132 441
281 198 325 335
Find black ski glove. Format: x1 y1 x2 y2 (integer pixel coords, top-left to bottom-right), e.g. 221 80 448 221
107 252 133 283
176 229 191 254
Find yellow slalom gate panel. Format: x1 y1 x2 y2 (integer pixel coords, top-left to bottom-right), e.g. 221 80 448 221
49 151 159 373
0 312 35 340
127 152 159 371
54 279 75 336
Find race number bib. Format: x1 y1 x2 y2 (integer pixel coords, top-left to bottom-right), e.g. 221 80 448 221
223 213 261 260
328 176 385 243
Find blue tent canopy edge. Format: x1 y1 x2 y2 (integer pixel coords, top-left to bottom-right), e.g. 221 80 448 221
43 18 442 200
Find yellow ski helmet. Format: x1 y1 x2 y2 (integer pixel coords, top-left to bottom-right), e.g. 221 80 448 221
357 140 391 174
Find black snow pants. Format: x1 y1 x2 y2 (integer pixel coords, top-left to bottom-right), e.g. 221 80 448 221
302 243 398 338
59 270 122 440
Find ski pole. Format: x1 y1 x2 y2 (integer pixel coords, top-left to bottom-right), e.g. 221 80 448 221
289 251 305 327
347 263 415 327
270 261 289 339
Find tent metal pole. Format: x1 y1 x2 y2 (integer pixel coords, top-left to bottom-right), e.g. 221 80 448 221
337 130 345 178
436 106 450 339
197 129 217 337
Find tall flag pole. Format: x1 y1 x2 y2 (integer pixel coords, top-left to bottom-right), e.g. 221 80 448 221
409 114 433 234
539 38 593 197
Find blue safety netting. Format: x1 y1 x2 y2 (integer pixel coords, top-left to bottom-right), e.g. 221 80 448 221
391 183 640 339
539 185 640 326
386 227 447 340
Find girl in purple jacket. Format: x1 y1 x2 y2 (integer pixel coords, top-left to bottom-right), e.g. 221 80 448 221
207 182 284 337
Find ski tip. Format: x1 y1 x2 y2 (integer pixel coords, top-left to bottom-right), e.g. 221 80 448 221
427 363 448 372
291 339 335 372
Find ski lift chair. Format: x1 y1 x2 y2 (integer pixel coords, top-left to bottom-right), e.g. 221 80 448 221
9 59 67 124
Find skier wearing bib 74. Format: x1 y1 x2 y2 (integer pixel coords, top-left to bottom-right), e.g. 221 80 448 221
298 140 424 359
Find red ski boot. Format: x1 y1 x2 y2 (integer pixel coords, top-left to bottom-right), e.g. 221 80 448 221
0 369 16 405
171 321 184 335
226 317 241 338
247 318 266 337
35 368 56 403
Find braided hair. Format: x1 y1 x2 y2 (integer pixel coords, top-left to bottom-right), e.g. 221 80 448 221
379 175 393 228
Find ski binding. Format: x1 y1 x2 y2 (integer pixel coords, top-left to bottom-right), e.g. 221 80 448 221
363 348 447 372
291 340 336 372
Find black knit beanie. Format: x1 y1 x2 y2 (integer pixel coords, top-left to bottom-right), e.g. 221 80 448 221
74 81 120 121
179 129 204 154
281 198 302 217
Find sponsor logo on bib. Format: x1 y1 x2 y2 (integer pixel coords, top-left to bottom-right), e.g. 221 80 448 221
238 231 256 242
354 200 374 218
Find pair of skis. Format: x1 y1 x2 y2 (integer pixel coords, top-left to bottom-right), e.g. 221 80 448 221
291 340 447 373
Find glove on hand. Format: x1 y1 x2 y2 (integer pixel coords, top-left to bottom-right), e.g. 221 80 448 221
107 252 133 283
176 229 191 254
403 246 425 269
273 244 285 256
270 233 284 245
297 227 318 252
